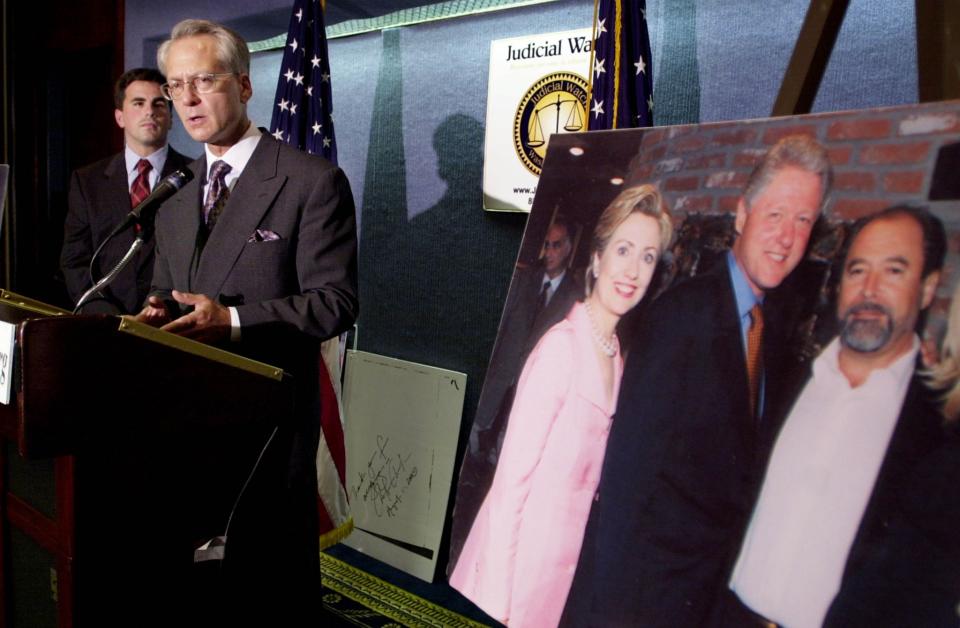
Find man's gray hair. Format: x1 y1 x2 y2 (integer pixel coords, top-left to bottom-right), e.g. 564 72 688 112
157 19 250 77
743 134 833 213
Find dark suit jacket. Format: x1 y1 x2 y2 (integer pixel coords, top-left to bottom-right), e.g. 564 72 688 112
473 265 582 433
449 265 581 571
822 373 960 627
149 132 358 604
564 261 788 627
60 147 191 314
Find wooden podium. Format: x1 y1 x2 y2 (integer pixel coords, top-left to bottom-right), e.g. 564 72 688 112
0 291 295 627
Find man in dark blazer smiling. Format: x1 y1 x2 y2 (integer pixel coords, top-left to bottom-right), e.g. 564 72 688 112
729 206 958 627
135 18 358 613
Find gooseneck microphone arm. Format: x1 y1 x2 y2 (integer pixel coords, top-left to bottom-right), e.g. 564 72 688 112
73 168 194 315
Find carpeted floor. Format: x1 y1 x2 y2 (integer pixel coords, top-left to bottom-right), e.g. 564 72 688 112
321 550 493 627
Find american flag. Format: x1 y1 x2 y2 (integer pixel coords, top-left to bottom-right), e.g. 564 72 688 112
271 0 352 549
587 0 654 130
270 0 338 163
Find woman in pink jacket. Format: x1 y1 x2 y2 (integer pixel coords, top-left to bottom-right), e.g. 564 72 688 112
450 184 673 627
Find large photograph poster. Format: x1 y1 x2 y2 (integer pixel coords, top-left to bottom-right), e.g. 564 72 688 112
450 100 960 627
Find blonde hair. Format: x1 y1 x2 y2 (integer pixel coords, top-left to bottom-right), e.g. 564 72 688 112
584 184 672 297
927 284 960 422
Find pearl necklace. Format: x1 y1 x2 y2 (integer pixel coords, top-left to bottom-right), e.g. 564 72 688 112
584 301 618 357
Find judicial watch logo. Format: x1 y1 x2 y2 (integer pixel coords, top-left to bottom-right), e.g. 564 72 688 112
513 71 589 176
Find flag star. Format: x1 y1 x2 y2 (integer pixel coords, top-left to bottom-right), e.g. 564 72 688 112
591 99 605 118
594 57 606 78
329 112 335 123
321 72 330 83
312 121 322 135
310 55 321 68
290 103 298 115
277 98 289 112
294 72 305 86
284 69 295 82
647 95 654 112
306 86 313 96
295 8 303 22
323 137 331 148
635 55 646 75
272 129 284 141
642 8 646 18
289 38 299 53
597 18 607 36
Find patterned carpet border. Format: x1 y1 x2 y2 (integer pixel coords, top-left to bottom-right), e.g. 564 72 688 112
321 553 490 628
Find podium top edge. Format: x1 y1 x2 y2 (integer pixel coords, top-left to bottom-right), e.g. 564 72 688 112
0 290 71 317
116 317 286 382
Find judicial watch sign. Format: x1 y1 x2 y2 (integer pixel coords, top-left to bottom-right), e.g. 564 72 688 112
514 72 590 176
483 29 591 212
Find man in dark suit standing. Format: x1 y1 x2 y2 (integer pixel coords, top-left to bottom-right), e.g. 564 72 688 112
728 205 959 627
565 135 832 627
60 67 191 314
451 215 582 568
470 215 581 461
134 18 358 615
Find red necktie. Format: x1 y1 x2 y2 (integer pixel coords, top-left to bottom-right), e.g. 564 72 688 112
130 159 152 208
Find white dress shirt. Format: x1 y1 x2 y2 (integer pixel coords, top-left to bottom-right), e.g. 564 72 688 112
730 335 919 628
202 122 262 198
124 144 169 191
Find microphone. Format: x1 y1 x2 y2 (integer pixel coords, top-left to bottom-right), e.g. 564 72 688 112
124 168 194 233
75 168 195 314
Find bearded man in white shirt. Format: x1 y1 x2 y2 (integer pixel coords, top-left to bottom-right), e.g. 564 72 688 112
727 204 960 627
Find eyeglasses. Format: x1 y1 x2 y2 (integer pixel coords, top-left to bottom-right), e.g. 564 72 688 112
161 73 236 100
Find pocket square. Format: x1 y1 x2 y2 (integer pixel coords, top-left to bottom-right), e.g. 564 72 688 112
248 229 281 242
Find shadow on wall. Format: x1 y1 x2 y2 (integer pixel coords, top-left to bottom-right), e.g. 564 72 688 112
357 29 526 445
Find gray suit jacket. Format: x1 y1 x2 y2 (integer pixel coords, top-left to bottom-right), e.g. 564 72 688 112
149 132 358 593
152 133 358 350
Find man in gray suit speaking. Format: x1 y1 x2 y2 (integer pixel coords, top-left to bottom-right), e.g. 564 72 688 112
134 18 358 615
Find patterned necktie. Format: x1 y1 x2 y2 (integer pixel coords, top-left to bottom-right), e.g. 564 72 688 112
746 303 765 418
534 279 551 320
130 159 152 208
203 160 232 231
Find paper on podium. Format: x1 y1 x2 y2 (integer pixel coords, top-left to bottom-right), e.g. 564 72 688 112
342 350 466 581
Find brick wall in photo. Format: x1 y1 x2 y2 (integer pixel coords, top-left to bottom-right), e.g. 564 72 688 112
626 100 960 352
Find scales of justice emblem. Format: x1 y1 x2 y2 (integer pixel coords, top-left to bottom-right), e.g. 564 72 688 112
513 71 590 176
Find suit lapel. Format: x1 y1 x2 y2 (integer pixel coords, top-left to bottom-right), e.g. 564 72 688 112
162 158 206 292
194 135 287 298
104 153 133 227
159 147 189 178
840 371 943 583
712 263 756 446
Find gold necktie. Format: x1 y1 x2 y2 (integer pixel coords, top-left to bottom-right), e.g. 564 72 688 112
746 304 764 417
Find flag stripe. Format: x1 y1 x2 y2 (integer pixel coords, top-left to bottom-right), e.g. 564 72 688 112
271 0 352 551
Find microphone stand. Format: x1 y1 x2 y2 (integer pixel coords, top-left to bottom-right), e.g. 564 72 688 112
73 226 149 315
72 168 194 315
